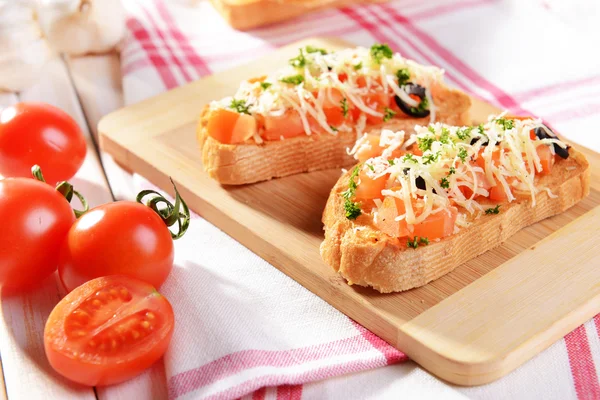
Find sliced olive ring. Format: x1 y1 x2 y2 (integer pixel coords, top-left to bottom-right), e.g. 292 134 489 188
403 167 433 193
394 83 430 118
534 125 569 159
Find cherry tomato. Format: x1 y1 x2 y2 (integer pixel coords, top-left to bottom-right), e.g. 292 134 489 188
44 275 175 386
0 102 86 184
0 178 75 295
58 202 175 292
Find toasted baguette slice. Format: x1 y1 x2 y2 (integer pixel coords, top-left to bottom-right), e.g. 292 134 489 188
210 0 386 30
320 150 590 293
197 84 471 185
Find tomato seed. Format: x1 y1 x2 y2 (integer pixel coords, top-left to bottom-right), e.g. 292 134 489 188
92 299 102 308
141 321 150 329
131 330 140 339
146 312 155 320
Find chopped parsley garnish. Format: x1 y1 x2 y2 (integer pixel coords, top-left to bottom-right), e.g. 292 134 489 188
428 126 436 134
440 127 450 144
341 165 362 220
396 68 410 85
353 61 363 70
402 153 417 163
456 126 472 140
260 82 272 90
407 236 429 249
478 123 485 136
367 164 375 172
383 107 396 122
280 74 304 85
341 98 349 117
495 118 514 130
388 159 396 166
330 125 338 132
407 237 419 249
458 147 468 162
440 177 450 189
448 166 456 175
305 45 327 55
485 205 501 215
410 97 429 114
230 98 250 115
289 49 307 68
370 43 393 64
422 151 440 165
418 135 435 152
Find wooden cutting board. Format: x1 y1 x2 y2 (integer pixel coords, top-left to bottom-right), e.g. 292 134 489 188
98 37 600 386
210 0 387 30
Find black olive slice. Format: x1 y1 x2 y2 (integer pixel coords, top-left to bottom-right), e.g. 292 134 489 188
470 137 489 146
534 125 569 159
403 168 434 193
394 83 430 118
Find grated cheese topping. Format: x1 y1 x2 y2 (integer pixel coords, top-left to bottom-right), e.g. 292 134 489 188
210 44 443 143
350 113 568 226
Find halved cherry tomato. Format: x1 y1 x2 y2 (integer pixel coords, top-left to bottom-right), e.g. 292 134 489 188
0 102 87 184
354 169 387 202
44 276 175 386
0 177 76 295
263 110 305 140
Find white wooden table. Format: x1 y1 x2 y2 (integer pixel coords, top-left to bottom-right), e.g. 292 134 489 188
0 52 169 400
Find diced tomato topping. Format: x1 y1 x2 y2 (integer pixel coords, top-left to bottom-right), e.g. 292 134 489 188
375 196 410 238
354 169 387 202
489 185 509 203
263 110 305 140
536 144 554 175
375 196 458 240
412 206 458 240
338 73 348 83
458 164 492 198
320 88 345 108
207 108 253 144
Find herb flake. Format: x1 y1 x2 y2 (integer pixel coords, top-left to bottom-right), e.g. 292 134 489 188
341 165 362 220
383 107 396 122
396 68 410 85
280 74 304 85
341 98 349 118
230 98 250 115
370 43 393 64
485 205 501 215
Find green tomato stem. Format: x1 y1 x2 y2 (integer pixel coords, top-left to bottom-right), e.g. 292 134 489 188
136 177 190 240
31 165 89 218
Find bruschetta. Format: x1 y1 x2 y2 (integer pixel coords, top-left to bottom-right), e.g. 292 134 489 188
210 0 387 31
197 44 471 185
320 114 590 293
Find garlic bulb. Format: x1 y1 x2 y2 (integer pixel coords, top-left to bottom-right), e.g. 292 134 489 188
0 0 52 92
36 0 126 56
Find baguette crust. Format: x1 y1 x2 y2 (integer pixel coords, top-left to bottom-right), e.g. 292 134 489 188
320 150 590 293
198 85 471 185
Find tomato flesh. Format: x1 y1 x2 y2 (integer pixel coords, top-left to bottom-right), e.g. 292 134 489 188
0 102 86 184
0 178 75 295
44 276 174 386
262 110 305 140
354 169 387 202
58 202 174 293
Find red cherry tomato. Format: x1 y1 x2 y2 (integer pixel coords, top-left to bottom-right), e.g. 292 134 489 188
58 202 175 292
44 275 175 386
0 102 86 184
0 178 75 295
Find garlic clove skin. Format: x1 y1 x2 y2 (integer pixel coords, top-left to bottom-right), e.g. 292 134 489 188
36 0 127 56
0 0 52 92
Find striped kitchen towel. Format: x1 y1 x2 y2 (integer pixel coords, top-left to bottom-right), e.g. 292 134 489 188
118 0 600 398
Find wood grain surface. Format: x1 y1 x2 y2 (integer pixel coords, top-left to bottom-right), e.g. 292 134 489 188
98 37 600 385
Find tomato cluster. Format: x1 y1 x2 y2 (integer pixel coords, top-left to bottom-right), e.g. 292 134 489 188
0 103 190 387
